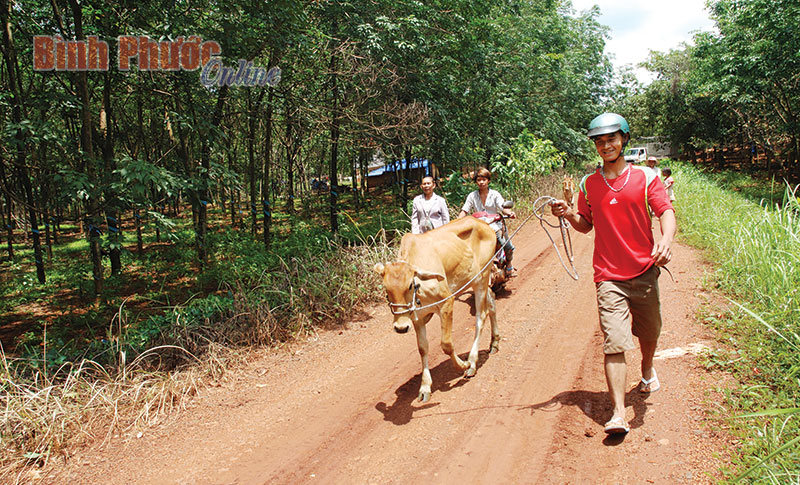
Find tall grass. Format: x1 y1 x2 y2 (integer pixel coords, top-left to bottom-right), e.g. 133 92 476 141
0 343 217 481
672 162 800 482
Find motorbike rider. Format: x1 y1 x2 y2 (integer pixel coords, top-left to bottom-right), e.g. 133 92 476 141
458 167 516 272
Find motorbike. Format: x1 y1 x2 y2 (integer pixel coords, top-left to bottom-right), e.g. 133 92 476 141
471 200 515 292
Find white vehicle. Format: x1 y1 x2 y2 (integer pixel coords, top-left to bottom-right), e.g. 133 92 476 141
624 147 648 163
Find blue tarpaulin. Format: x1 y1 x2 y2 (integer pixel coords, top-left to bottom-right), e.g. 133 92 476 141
367 158 431 177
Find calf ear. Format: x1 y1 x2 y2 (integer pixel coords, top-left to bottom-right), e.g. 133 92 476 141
373 262 386 276
414 268 445 281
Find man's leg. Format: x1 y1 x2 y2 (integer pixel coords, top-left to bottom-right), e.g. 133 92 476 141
630 267 662 387
504 241 514 269
639 338 657 381
495 230 515 270
604 352 627 420
597 279 635 431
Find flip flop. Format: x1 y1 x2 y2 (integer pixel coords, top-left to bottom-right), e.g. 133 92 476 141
604 416 630 435
639 369 661 393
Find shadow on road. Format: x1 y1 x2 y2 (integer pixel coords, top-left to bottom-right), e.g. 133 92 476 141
523 386 656 445
375 350 492 426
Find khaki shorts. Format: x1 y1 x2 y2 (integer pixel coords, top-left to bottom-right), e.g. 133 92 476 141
595 265 662 354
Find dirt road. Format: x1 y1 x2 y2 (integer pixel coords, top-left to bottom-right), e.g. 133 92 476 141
52 218 731 484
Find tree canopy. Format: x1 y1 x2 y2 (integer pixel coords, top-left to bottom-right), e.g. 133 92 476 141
0 0 612 291
612 0 800 177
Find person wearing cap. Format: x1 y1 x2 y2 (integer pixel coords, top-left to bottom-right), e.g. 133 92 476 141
645 156 662 178
550 113 676 435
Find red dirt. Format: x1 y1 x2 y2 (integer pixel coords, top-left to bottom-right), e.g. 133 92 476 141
45 217 733 484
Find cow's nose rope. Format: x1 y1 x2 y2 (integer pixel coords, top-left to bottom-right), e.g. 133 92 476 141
388 242 506 316
388 197 579 316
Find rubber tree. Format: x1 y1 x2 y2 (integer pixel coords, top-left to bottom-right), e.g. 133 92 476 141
1 0 45 283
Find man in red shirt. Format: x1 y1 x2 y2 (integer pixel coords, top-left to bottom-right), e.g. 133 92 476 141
551 113 676 435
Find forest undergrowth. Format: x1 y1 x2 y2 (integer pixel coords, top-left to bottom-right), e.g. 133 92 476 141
0 188 404 476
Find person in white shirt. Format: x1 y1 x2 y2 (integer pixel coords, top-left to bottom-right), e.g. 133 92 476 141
458 167 516 271
645 157 662 178
411 176 450 234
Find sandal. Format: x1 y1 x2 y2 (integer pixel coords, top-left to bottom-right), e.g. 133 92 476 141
639 369 661 393
604 416 630 435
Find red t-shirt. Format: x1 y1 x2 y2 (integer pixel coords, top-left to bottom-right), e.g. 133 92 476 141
577 165 673 282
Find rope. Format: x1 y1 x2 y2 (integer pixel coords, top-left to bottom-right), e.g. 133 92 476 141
390 199 579 315
530 196 579 280
529 195 673 283
389 233 511 315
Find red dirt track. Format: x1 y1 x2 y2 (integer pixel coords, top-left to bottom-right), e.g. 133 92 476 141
52 217 730 484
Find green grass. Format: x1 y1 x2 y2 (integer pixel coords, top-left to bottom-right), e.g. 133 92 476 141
671 161 800 482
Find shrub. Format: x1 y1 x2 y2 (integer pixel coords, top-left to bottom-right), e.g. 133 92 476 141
491 129 564 195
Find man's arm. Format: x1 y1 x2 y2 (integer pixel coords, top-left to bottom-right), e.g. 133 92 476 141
440 198 451 225
411 199 421 234
652 209 675 266
458 193 472 218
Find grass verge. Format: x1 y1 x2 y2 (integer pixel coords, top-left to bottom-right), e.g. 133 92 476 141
670 161 799 483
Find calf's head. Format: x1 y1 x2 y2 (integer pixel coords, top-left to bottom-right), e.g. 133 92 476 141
374 261 444 334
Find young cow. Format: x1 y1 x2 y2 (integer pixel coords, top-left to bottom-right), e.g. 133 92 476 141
374 216 499 402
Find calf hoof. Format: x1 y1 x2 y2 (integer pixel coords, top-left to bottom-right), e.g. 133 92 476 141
490 340 500 354
464 366 476 378
418 391 430 402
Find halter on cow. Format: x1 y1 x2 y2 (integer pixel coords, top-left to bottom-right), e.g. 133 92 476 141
374 216 499 402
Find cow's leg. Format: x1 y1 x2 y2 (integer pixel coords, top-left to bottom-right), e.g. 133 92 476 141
488 286 500 354
465 278 488 378
413 320 433 402
439 300 469 373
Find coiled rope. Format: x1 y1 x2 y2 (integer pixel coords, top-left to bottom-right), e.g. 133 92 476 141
530 196 579 280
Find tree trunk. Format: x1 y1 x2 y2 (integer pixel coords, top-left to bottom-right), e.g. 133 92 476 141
262 79 275 248
350 151 359 208
359 148 368 197
1 0 43 281
155 215 161 241
66 0 101 293
102 71 121 275
0 160 14 260
135 91 147 255
41 185 53 261
286 96 296 218
53 200 60 244
402 146 412 209
228 145 237 228
247 90 263 235
328 49 340 233
0 196 5 259
197 86 228 266
135 207 143 254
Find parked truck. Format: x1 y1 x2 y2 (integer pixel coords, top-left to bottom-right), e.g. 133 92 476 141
623 146 648 163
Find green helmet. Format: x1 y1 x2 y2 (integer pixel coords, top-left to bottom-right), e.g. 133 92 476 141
587 113 630 138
